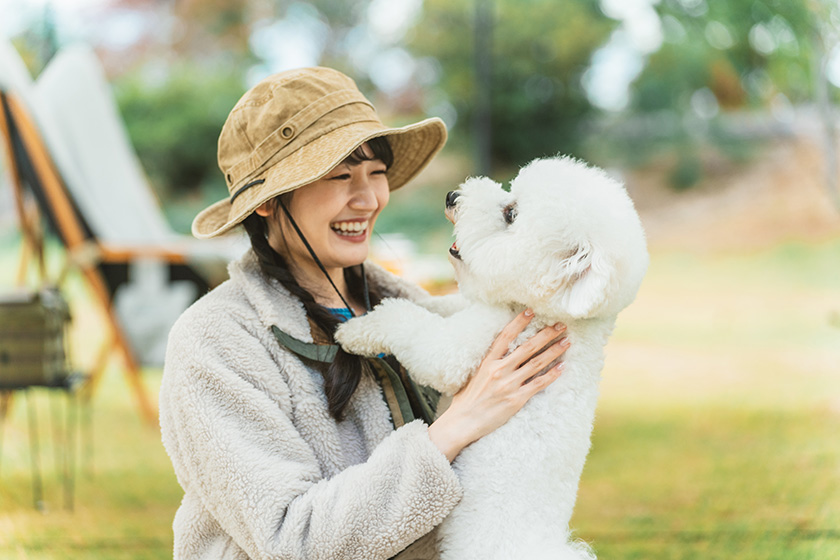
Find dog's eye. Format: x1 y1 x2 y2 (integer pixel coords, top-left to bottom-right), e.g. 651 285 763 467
503 204 517 225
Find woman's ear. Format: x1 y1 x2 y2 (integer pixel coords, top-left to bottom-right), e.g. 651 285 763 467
254 201 273 218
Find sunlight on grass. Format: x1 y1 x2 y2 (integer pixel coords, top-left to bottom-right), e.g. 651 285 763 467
572 239 840 559
0 369 179 558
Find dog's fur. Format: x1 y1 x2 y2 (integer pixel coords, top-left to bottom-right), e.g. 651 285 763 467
336 156 648 559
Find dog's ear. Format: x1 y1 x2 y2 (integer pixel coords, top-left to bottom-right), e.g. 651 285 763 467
538 243 613 319
563 248 612 318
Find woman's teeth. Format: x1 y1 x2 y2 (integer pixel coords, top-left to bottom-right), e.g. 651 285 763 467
330 220 368 236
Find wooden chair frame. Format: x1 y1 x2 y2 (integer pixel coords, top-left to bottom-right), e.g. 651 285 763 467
0 89 168 427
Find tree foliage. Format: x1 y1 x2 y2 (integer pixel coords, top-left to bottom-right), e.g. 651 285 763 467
408 0 615 169
635 0 817 113
115 67 245 200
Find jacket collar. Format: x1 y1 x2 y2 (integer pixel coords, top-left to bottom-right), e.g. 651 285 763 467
225 249 420 473
228 249 313 341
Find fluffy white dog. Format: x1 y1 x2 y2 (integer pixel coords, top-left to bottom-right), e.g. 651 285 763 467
336 156 648 559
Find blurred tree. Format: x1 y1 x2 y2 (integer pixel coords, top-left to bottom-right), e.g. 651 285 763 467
810 0 840 211
108 0 254 211
635 0 817 113
584 0 832 191
171 0 252 58
408 0 615 172
474 0 493 176
106 0 840 206
115 68 245 202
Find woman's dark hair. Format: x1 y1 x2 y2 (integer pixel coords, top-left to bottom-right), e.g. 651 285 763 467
242 137 393 420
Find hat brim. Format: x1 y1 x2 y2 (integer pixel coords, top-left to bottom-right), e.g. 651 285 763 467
192 117 447 239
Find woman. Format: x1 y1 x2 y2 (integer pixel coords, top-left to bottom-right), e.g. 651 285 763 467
160 67 569 560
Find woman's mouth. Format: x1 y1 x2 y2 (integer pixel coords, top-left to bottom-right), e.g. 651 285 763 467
330 219 369 238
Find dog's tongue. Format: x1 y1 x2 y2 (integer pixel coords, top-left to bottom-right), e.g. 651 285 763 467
451 241 458 251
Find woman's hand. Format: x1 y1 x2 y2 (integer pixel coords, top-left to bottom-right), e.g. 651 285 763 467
427 309 569 462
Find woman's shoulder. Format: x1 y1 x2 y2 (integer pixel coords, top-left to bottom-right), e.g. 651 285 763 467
166 279 256 354
168 252 267 347
171 249 300 341
162 270 298 405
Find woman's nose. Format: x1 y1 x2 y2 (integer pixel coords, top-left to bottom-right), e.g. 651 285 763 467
349 176 380 209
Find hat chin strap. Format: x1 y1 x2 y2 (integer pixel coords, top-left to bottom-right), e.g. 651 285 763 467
278 200 370 317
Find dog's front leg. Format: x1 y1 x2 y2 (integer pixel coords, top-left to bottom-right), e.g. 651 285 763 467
414 292 470 317
335 299 511 395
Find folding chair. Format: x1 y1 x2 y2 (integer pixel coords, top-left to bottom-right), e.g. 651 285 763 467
0 40 245 425
34 44 248 365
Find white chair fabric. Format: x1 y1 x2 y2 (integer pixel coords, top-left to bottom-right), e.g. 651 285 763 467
0 40 245 365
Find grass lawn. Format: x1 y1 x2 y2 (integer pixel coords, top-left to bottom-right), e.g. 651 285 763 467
1 237 839 559
0 372 179 559
573 240 840 559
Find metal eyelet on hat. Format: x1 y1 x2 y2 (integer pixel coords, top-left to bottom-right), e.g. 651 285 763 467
280 126 295 139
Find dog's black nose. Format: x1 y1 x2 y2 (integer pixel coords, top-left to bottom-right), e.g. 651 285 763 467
445 190 461 208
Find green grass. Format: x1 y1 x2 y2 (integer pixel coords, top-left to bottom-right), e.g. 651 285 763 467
1 234 839 558
571 239 840 559
0 371 180 559
575 406 840 559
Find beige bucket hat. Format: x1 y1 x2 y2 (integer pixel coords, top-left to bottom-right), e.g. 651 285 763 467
192 67 447 239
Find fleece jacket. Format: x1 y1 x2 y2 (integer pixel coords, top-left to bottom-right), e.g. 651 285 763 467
160 250 463 559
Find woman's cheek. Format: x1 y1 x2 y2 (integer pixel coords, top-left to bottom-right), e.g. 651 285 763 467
378 183 390 210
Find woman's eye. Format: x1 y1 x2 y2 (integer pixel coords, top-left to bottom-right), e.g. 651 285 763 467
329 173 351 181
503 204 517 225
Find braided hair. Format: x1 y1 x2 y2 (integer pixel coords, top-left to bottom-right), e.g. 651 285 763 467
241 137 394 420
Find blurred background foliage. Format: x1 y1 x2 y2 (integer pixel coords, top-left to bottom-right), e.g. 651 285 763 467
408 0 616 168
7 0 840 219
116 68 245 200
637 0 817 113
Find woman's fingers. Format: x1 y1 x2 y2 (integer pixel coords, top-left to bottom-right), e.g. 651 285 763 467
504 322 566 368
515 337 570 381
520 361 565 399
484 309 535 360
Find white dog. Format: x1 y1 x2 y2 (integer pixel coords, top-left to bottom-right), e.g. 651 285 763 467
336 156 648 559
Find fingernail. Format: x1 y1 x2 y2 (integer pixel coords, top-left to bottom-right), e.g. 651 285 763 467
556 362 565 371
524 309 534 317
554 322 566 331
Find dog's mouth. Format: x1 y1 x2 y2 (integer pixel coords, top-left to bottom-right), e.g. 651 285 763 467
449 241 461 260
445 198 460 259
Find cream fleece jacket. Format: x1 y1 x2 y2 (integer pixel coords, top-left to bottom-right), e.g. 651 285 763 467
160 250 463 560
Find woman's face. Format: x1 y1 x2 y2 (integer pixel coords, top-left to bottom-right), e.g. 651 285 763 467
257 143 390 277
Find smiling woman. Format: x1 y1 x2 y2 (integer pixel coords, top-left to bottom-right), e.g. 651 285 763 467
158 66 570 560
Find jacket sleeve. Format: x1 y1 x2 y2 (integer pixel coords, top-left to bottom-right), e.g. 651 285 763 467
160 310 462 560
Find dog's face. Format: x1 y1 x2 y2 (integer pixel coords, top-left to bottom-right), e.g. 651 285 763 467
446 157 648 320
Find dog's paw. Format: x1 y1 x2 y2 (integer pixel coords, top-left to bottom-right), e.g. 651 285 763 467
333 299 408 355
334 314 388 357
